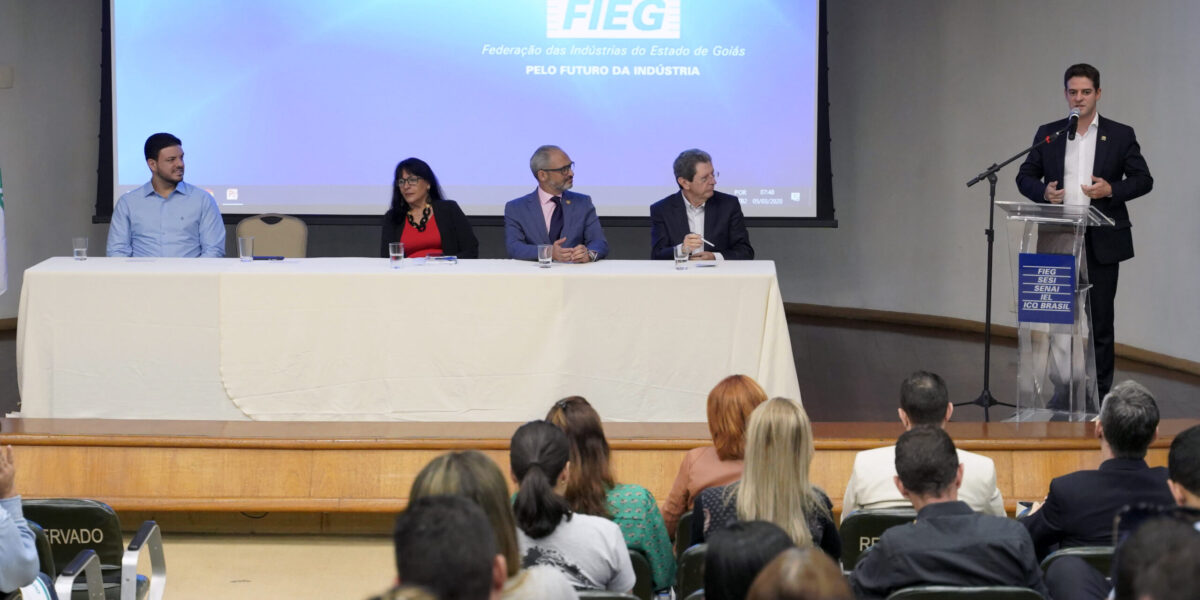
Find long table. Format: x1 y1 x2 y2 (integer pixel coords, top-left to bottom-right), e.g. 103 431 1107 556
16 257 800 422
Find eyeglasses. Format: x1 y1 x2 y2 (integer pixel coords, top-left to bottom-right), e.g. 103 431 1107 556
541 162 575 175
397 176 424 187
698 171 720 183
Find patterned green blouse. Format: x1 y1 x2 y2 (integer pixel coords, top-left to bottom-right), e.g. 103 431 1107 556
605 483 676 591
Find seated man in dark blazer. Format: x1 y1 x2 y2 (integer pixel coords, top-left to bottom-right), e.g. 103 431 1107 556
650 149 753 261
850 427 1049 600
504 145 607 262
1021 380 1174 559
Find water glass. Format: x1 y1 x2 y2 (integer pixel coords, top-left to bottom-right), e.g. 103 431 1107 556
389 242 405 268
674 245 689 270
72 237 88 261
537 244 552 268
238 237 254 262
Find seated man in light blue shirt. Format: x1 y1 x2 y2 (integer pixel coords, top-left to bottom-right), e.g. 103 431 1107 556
0 446 39 593
106 132 226 257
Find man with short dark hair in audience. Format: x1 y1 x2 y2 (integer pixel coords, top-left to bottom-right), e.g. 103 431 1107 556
1113 517 1200 600
842 371 1004 520
0 446 39 593
850 427 1049 599
391 495 506 600
1020 380 1174 559
1167 423 1200 508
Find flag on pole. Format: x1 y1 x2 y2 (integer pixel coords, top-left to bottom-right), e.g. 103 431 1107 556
0 163 7 295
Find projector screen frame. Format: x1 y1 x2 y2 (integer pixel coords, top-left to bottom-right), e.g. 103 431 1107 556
94 0 835 229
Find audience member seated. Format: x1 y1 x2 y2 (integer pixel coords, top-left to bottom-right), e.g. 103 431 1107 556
850 427 1049 600
1043 423 1200 600
842 371 1004 520
391 495 506 600
0 445 38 593
703 520 794 600
691 397 840 561
509 420 635 593
546 397 675 593
1167 423 1200 508
746 547 853 600
1113 517 1200 600
1020 380 1174 559
409 450 577 600
663 375 768 538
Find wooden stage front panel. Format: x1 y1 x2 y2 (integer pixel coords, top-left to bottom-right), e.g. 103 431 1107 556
2 419 1190 517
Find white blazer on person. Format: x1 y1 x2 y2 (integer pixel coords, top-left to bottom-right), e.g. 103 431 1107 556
841 445 1006 522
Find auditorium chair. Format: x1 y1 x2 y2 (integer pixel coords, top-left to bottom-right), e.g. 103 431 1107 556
674 511 693 560
675 543 706 600
628 549 653 600
235 213 308 257
1038 545 1113 577
884 585 1045 600
683 591 704 600
576 592 639 600
838 507 918 570
21 499 164 600
4 573 58 600
2 550 105 600
27 522 57 581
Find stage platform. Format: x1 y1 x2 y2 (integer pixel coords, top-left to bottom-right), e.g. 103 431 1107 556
4 418 1192 527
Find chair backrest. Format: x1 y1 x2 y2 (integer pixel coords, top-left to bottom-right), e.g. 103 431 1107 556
676 543 707 600
674 511 693 560
1039 545 1114 576
885 586 1045 600
838 508 917 570
27 521 58 578
21 500 124 572
235 214 308 258
683 591 704 600
628 550 653 600
576 592 639 600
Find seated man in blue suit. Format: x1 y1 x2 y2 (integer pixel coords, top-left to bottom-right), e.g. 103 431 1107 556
649 149 753 261
504 145 608 262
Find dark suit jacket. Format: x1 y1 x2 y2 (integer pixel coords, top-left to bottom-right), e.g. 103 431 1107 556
649 191 754 260
1015 116 1153 264
379 199 479 258
503 189 608 260
1019 457 1173 560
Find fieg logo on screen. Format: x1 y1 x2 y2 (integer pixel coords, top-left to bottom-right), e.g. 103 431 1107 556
547 0 681 39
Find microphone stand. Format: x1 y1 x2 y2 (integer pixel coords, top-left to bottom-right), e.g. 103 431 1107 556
957 122 1073 422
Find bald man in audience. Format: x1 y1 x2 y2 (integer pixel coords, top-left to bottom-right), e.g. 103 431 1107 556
842 371 1004 521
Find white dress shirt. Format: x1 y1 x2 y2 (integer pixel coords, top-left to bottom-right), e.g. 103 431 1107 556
1063 114 1100 206
679 195 724 261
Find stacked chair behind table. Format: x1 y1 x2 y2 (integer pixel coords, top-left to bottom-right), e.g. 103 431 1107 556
21 499 164 600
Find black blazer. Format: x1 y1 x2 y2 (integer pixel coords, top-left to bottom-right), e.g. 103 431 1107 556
1019 457 1173 560
380 199 479 258
649 191 754 260
1015 116 1153 265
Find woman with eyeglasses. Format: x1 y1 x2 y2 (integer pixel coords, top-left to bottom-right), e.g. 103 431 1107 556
545 397 676 593
380 157 479 258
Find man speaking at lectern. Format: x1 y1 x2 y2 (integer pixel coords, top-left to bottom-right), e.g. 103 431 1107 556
1015 63 1153 401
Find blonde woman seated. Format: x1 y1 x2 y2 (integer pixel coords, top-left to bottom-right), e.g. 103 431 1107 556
662 374 768 538
546 397 675 592
691 397 841 561
510 420 635 593
409 450 578 600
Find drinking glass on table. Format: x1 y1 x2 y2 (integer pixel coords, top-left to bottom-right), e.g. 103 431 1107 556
72 237 88 261
537 244 552 268
674 244 689 270
389 242 405 268
237 237 254 262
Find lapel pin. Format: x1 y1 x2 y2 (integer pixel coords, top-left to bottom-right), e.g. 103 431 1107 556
1101 135 1107 141
565 200 571 205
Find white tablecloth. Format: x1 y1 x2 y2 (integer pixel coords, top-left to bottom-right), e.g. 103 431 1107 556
17 258 800 421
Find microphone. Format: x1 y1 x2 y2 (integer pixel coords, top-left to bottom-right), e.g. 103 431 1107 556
1066 108 1080 141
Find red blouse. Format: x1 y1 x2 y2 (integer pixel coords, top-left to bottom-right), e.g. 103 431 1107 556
400 212 443 258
